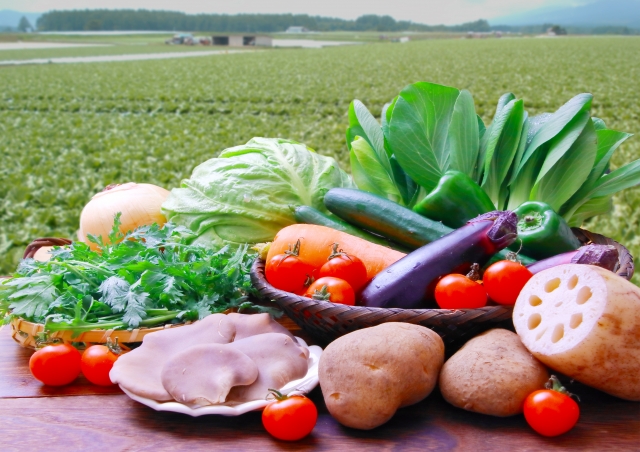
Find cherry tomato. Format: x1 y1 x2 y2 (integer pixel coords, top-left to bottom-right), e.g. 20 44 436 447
483 260 533 305
29 343 82 386
304 277 355 305
265 240 314 294
319 244 368 292
524 386 580 437
434 273 487 309
81 344 120 386
262 391 317 441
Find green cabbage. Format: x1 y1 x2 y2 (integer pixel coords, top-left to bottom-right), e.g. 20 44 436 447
162 137 355 246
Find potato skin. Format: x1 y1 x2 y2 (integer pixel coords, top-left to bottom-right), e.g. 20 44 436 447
439 329 549 417
318 323 444 430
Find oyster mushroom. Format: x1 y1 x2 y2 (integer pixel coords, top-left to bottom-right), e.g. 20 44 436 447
110 313 236 401
160 344 259 406
226 333 310 402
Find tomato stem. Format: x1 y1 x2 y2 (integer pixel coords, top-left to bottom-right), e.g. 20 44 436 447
327 243 352 262
311 285 331 301
267 388 288 401
545 375 580 402
466 263 481 281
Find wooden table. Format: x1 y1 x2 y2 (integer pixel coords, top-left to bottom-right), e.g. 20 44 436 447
1 322 638 452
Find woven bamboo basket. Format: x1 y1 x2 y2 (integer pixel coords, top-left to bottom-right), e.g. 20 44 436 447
250 228 634 346
9 317 189 351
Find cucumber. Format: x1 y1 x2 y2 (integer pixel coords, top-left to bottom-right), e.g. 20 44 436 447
293 205 405 250
324 188 536 265
324 188 450 249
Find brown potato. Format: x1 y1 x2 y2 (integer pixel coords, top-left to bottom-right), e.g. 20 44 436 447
439 329 549 417
319 323 444 430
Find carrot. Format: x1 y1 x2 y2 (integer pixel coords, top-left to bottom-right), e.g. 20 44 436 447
266 224 406 281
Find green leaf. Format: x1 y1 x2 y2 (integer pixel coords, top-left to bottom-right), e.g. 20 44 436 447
534 111 590 186
561 129 633 219
500 112 529 209
566 196 613 227
507 94 593 209
592 117 607 130
99 275 130 313
388 82 461 192
7 275 58 319
531 117 597 211
517 94 593 175
480 99 525 206
476 94 514 183
477 115 487 142
122 288 150 328
349 131 402 203
348 100 389 165
447 89 479 178
592 159 640 198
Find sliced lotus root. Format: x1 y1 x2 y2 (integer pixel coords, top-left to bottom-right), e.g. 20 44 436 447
513 264 640 401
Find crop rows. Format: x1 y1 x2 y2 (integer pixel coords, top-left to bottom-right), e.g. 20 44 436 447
1 37 639 281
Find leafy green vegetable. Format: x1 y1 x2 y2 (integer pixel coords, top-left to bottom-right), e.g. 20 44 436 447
387 82 462 193
0 216 272 335
346 99 420 206
480 98 525 207
162 137 355 248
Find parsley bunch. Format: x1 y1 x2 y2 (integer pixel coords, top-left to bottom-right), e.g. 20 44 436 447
0 214 274 335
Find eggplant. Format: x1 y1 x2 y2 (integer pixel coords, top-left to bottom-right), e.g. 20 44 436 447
526 244 619 275
361 211 518 309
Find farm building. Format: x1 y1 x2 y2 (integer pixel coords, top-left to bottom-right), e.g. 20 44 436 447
211 35 273 47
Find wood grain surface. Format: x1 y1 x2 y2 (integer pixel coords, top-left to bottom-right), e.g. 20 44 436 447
0 323 638 452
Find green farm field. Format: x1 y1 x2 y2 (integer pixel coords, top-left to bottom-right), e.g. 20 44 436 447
1 36 640 281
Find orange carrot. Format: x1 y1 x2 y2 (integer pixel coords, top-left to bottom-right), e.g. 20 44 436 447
266 224 406 281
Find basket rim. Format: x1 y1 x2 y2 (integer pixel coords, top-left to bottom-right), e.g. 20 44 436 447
9 317 192 350
251 226 634 316
250 258 513 317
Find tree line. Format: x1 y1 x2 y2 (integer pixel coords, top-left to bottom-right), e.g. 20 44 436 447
36 9 493 33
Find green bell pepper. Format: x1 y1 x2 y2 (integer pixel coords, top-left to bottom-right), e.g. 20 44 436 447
413 170 495 228
511 201 582 259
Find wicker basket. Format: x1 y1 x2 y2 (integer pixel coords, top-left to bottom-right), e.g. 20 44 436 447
250 228 634 346
9 317 190 351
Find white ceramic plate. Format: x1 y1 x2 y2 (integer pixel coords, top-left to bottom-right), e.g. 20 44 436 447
119 337 322 417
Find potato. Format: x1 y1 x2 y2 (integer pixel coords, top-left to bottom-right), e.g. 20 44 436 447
513 264 640 401
318 323 444 430
439 329 549 417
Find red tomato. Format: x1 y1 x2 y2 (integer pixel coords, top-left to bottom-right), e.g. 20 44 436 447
319 244 368 292
434 274 487 309
265 241 315 294
262 392 317 441
81 344 119 386
524 388 580 437
304 277 355 305
29 343 82 386
483 260 533 305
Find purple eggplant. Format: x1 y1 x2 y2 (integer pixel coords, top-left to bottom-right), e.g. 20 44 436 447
526 244 619 275
361 211 518 309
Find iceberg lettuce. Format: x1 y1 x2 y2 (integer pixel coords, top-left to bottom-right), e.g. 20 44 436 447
162 137 355 246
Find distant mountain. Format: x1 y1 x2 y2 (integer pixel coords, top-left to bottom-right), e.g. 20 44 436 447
491 0 640 29
0 10 42 29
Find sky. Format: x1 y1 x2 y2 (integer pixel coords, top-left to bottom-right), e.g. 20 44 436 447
0 0 597 25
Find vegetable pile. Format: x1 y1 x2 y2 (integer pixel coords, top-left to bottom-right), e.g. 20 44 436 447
348 82 636 228
0 214 271 334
